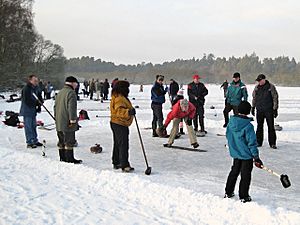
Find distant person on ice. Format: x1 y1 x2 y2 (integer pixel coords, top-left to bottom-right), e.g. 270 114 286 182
160 99 199 148
151 75 168 137
223 72 248 128
110 80 135 172
188 74 208 136
224 101 263 203
220 79 228 98
251 74 279 149
54 76 82 164
169 79 179 102
103 78 110 100
19 74 43 148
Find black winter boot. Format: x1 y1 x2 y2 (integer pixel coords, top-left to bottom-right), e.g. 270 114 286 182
59 149 66 162
152 129 159 137
65 149 82 164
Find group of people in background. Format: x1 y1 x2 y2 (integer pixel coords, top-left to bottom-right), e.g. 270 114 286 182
83 78 110 101
38 80 54 100
18 71 279 202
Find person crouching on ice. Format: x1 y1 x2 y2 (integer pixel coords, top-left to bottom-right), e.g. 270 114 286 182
224 101 263 203
159 99 199 148
110 80 136 173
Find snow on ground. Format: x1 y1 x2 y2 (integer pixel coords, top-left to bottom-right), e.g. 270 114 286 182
0 84 299 224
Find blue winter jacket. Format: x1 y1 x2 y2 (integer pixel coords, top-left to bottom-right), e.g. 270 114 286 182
226 81 248 106
151 82 166 104
19 83 40 117
226 115 259 160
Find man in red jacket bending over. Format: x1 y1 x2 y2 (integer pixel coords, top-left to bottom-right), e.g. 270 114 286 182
160 99 199 148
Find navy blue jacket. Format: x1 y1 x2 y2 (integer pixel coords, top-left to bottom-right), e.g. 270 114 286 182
151 82 167 104
19 83 42 117
226 115 259 160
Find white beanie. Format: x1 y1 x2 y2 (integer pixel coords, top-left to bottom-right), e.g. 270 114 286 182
177 89 184 96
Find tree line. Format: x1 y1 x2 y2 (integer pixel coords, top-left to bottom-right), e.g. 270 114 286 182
0 0 65 91
66 53 300 86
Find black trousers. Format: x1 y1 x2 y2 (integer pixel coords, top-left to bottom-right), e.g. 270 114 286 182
90 90 94 100
110 122 130 168
223 103 239 125
256 111 276 146
151 103 164 130
57 131 76 150
225 158 253 199
193 104 205 131
103 93 108 100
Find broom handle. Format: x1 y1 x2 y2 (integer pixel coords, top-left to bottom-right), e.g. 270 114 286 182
261 166 281 178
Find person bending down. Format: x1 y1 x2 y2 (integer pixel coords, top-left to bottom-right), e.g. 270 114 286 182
158 99 199 148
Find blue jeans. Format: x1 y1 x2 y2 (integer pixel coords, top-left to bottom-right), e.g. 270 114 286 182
23 116 38 144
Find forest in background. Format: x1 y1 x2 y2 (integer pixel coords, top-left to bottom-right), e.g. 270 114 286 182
66 54 300 86
0 0 65 91
1 0 300 91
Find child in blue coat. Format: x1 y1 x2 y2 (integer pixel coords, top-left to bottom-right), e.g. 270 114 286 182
225 101 263 203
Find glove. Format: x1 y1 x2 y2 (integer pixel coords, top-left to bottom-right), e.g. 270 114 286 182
273 109 278 118
186 118 192 126
254 158 263 169
164 86 169 92
36 105 41 113
128 108 136 116
251 107 255 116
68 121 77 129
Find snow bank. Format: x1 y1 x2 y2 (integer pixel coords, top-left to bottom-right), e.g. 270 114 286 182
0 146 299 225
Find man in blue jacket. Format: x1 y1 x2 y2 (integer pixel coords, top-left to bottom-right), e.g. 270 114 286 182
223 72 248 128
19 75 43 148
224 101 263 203
151 75 168 137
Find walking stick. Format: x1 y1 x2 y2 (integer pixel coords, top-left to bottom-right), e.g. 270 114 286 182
261 165 291 188
134 115 152 175
33 93 56 121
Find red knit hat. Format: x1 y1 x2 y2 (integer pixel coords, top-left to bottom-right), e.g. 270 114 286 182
193 74 200 79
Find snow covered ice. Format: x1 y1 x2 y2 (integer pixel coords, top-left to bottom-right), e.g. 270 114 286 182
0 84 299 224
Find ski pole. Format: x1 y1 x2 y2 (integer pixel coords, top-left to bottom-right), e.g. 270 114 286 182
134 115 152 175
33 93 56 121
261 165 291 188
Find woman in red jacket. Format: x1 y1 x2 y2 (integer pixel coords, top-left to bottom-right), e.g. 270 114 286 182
161 99 199 148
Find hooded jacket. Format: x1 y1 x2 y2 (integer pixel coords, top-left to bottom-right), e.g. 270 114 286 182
164 101 196 127
226 115 259 160
110 94 134 127
226 80 248 106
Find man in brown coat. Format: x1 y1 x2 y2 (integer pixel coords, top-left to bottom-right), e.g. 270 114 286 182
54 76 82 163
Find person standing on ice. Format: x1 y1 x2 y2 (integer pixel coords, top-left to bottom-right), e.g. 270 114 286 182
223 72 248 128
220 79 228 98
151 75 168 137
224 101 263 203
54 76 82 164
103 78 110 100
169 79 179 102
251 74 279 149
160 99 199 148
19 74 43 148
187 74 208 136
110 80 135 172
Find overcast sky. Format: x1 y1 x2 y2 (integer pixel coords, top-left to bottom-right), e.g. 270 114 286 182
33 0 300 64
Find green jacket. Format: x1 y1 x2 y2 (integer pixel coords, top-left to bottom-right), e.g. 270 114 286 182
226 80 248 106
54 85 77 132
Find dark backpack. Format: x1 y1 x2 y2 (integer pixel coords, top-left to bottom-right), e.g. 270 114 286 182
4 111 20 127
